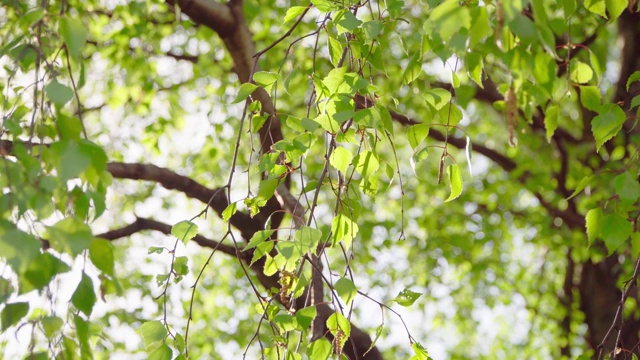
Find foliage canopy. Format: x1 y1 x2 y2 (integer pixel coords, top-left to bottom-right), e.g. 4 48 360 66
1 0 640 359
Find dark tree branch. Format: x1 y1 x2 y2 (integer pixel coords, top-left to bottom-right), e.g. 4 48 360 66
97 216 238 257
106 162 262 241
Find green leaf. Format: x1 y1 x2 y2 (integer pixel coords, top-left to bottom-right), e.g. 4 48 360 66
283 6 307 25
328 37 343 67
353 107 381 128
423 88 451 111
544 104 559 142
0 278 13 304
430 0 471 39
295 226 323 254
331 214 359 249
149 344 173 360
580 86 601 112
44 217 93 257
402 54 422 85
563 0 577 17
335 10 362 35
0 223 41 273
330 146 353 173
591 104 626 152
222 203 237 222
586 208 603 246
466 52 484 88
253 71 280 88
605 0 626 21
568 176 593 200
407 124 430 149
614 172 640 204
508 14 537 46
244 230 276 250
326 313 351 351
627 71 640 91
469 7 491 47
585 0 607 18
231 83 258 103
444 164 463 202
89 239 114 275
51 140 92 181
40 316 64 338
19 253 71 293
74 315 92 359
353 151 379 178
411 341 430 360
307 338 332 360
71 273 96 316
602 213 632 254
295 306 317 330
335 277 357 305
273 314 299 332
173 333 185 352
362 20 383 40
138 320 167 352
171 220 198 245
569 60 593 84
1 302 29 331
59 17 87 59
410 147 430 180
632 233 640 258
45 80 74 106
393 288 422 307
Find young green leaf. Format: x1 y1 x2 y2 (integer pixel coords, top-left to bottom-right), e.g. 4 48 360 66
627 71 640 91
569 60 593 84
222 202 237 222
353 151 379 178
393 288 422 307
149 344 172 360
295 306 317 329
1 302 29 331
307 338 332 360
411 341 430 360
335 277 357 305
407 124 430 150
231 83 258 103
171 220 198 245
329 146 352 173
591 104 626 152
544 104 559 142
89 239 114 275
45 81 74 106
283 6 307 25
444 164 463 202
567 176 593 200
138 320 167 352
585 208 603 246
59 17 87 59
253 71 280 88
326 313 351 353
602 213 632 254
423 88 451 111
71 273 96 316
580 86 601 112
614 171 640 205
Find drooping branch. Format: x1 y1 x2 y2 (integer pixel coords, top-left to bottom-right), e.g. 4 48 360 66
106 162 262 241
97 216 238 257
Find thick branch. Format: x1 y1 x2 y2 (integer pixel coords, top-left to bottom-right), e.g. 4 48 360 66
106 162 262 241
97 216 238 257
387 110 518 172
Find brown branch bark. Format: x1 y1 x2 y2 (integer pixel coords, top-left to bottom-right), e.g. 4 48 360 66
106 162 262 241
97 216 238 257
